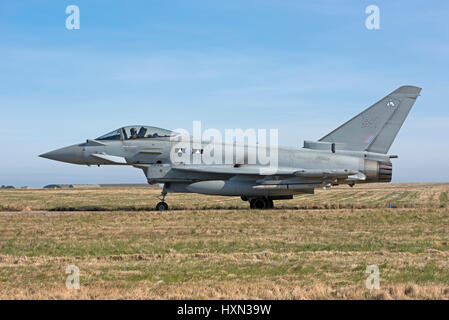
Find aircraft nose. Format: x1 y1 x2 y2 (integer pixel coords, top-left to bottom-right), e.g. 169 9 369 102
39 144 85 164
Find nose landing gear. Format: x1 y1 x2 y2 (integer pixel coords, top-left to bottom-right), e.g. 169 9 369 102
155 187 169 211
156 201 169 211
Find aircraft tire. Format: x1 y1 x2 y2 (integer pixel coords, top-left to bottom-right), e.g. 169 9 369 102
156 202 169 211
249 199 255 209
250 198 267 210
267 199 274 209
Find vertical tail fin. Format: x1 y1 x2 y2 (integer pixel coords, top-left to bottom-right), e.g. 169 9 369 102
319 85 421 154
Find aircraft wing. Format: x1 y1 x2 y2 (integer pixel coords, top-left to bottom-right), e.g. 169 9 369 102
171 165 365 180
171 165 295 176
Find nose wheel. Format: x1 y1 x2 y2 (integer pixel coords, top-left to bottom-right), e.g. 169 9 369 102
156 201 169 211
155 187 169 211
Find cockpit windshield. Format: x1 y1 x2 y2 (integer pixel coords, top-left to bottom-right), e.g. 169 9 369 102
96 126 174 141
96 129 121 141
122 126 173 140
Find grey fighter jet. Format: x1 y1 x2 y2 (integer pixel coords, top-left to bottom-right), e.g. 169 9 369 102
40 85 421 210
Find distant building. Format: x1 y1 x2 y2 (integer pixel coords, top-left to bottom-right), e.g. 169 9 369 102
43 184 74 189
41 183 155 189
72 184 100 189
99 184 153 188
0 185 15 189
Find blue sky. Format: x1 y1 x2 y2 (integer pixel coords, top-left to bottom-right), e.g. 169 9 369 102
0 0 448 187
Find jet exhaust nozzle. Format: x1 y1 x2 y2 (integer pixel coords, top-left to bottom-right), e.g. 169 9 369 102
364 160 392 183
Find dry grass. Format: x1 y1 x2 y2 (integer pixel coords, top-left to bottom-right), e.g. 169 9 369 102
1 183 448 212
0 183 448 299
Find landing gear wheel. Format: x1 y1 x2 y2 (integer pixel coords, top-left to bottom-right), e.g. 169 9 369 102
250 199 256 209
250 198 268 210
156 202 169 211
267 199 274 209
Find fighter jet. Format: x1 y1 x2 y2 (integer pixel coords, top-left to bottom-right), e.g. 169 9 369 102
40 85 421 210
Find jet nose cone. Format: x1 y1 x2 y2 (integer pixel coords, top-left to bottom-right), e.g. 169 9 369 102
39 145 85 164
39 152 53 160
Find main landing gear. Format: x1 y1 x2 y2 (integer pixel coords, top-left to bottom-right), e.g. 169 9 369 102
155 188 169 211
241 196 274 209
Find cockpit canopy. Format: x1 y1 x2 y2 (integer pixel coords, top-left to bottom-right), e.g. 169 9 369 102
96 126 174 141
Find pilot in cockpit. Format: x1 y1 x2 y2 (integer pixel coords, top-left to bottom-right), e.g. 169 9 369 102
137 127 147 138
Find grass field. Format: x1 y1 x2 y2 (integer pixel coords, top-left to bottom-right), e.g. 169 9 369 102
0 183 448 299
